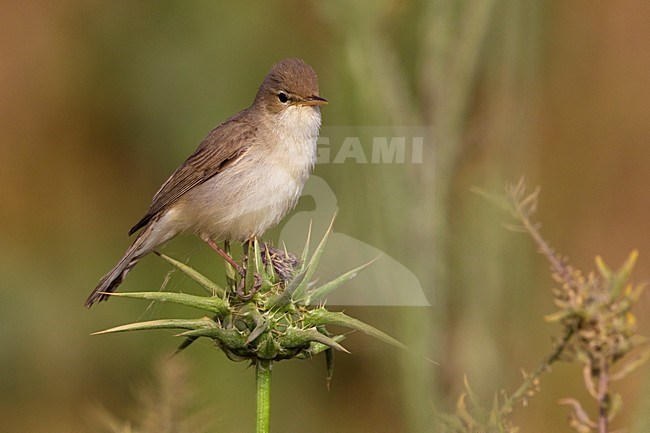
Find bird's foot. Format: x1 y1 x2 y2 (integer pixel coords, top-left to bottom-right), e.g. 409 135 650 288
236 272 262 299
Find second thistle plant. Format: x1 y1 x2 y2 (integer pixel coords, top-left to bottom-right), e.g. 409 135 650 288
433 181 648 433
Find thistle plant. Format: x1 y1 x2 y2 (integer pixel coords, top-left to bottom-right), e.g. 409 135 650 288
433 180 648 433
93 219 404 433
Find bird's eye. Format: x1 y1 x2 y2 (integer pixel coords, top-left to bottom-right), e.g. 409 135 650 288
277 92 289 103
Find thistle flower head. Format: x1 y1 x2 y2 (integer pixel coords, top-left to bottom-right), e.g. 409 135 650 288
93 219 403 372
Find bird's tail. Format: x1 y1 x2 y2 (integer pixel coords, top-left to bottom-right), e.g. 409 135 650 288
85 224 159 308
85 246 142 307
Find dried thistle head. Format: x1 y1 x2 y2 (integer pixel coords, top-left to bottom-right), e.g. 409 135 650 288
258 243 300 283
544 250 646 365
471 180 649 432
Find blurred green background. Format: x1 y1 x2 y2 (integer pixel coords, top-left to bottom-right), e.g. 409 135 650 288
1 1 649 432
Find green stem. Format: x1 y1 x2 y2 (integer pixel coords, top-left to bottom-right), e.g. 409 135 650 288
256 360 272 433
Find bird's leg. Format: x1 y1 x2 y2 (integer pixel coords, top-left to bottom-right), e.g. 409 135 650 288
236 237 262 299
203 237 245 276
222 240 238 292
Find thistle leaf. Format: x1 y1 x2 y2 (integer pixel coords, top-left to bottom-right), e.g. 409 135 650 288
155 252 226 297
293 214 336 300
295 335 346 359
303 309 406 350
243 239 259 295
305 256 380 304
257 333 283 359
263 246 276 282
325 347 335 389
265 268 308 310
102 291 229 316
300 220 313 270
278 327 349 353
246 316 269 344
178 327 247 350
92 317 215 335
173 336 198 355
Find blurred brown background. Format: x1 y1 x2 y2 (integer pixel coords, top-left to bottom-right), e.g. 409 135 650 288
1 1 649 432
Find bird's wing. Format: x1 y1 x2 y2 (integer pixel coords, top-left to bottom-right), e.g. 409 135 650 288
129 113 254 235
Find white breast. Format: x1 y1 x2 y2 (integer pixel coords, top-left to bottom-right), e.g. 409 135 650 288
173 105 321 241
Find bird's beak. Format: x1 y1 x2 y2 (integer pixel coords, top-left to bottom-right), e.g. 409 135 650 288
300 95 328 106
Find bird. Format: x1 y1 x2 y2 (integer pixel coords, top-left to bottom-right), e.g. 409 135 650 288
85 58 327 307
